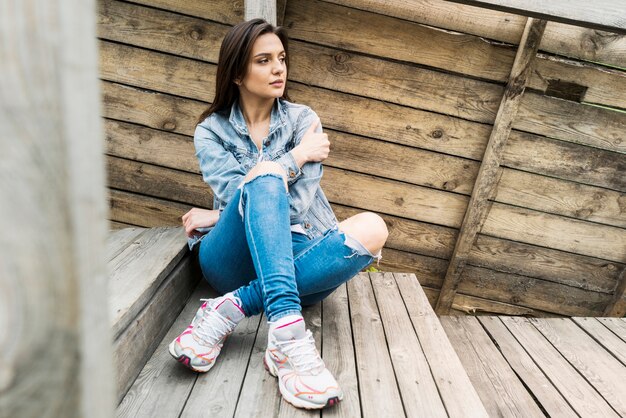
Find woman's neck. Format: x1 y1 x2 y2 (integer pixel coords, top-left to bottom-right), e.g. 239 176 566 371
239 94 275 127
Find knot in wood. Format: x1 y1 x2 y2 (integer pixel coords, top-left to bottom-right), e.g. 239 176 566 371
189 27 203 41
162 120 177 131
431 129 443 139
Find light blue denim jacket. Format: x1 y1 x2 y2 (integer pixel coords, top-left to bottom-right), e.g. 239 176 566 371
187 98 339 250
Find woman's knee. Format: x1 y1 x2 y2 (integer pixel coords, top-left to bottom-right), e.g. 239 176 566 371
339 212 388 255
243 161 288 191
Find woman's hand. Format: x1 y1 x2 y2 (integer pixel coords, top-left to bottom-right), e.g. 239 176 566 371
182 208 220 238
292 118 330 165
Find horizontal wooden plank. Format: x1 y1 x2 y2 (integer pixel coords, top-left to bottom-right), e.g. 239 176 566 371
102 79 624 193
441 0 626 34
99 1 626 151
503 131 625 192
596 318 626 341
107 155 212 207
470 234 622 294
109 188 191 227
323 0 626 68
108 227 188 339
99 0 626 120
483 202 626 263
458 265 612 316
495 168 626 227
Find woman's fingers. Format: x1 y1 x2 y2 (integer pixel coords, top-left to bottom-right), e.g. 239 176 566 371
305 118 319 135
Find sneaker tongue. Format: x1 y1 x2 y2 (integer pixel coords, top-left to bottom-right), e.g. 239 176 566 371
213 296 245 324
271 315 307 341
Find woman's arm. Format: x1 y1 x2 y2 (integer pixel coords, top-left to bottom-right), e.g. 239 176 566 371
194 122 247 205
275 108 330 224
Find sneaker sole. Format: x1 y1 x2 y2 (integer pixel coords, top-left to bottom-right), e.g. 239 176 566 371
263 350 343 410
168 340 215 373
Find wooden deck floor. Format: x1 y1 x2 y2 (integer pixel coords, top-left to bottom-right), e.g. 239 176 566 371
117 272 626 418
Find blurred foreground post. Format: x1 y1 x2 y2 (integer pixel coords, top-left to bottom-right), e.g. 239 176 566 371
0 0 114 416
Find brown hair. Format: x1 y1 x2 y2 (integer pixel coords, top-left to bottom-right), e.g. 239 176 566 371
197 18 290 124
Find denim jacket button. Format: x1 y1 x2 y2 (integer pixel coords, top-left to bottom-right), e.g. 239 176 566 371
304 223 311 229
289 170 296 178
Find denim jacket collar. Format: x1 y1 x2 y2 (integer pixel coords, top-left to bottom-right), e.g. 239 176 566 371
228 98 287 137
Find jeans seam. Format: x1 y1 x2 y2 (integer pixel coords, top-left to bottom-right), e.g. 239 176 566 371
293 230 336 262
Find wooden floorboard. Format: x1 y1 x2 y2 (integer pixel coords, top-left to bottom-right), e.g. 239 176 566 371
117 270 626 418
441 316 545 417
106 226 145 261
531 318 626 416
596 317 626 342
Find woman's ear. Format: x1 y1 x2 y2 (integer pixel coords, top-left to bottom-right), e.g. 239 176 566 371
234 79 241 86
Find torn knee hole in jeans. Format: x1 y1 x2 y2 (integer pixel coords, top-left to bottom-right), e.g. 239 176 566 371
237 173 287 220
342 231 383 267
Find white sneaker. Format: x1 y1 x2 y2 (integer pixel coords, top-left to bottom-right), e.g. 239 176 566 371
169 293 245 372
264 315 343 409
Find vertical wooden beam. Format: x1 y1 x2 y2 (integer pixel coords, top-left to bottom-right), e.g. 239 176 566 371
0 0 114 416
435 17 547 315
245 0 278 25
603 267 626 317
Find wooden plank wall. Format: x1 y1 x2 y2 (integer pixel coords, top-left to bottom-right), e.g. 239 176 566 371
97 0 626 316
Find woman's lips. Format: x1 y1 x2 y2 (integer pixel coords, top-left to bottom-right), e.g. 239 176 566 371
270 80 284 86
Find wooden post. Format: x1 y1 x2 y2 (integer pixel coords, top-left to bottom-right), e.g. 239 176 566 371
603 267 626 317
435 18 547 315
0 0 115 416
245 0 278 25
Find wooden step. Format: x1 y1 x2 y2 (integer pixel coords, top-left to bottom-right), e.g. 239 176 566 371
107 226 200 402
117 272 488 417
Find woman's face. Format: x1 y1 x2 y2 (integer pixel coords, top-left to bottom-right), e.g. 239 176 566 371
237 33 287 101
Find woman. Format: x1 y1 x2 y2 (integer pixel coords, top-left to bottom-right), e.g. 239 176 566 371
169 18 388 410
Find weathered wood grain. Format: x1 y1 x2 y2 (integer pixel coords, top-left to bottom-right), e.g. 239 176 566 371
478 316 579 417
440 0 626 34
572 317 626 366
470 234 622 294
323 0 626 68
458 265 611 316
532 318 626 415
116 281 215 418
321 285 361 418
603 267 626 316
245 0 277 25
371 273 447 417
108 227 188 339
395 273 488 417
114 255 199 402
597 318 626 342
501 317 620 418
233 318 282 417
437 17 547 313
440 316 545 417
181 315 262 417
106 227 146 261
108 189 192 226
347 273 405 417
0 0 114 415
483 202 626 263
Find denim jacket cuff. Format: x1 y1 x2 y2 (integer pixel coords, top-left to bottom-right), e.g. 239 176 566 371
277 151 302 185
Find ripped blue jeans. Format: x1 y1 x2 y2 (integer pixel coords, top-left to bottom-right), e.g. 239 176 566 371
197 174 381 322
